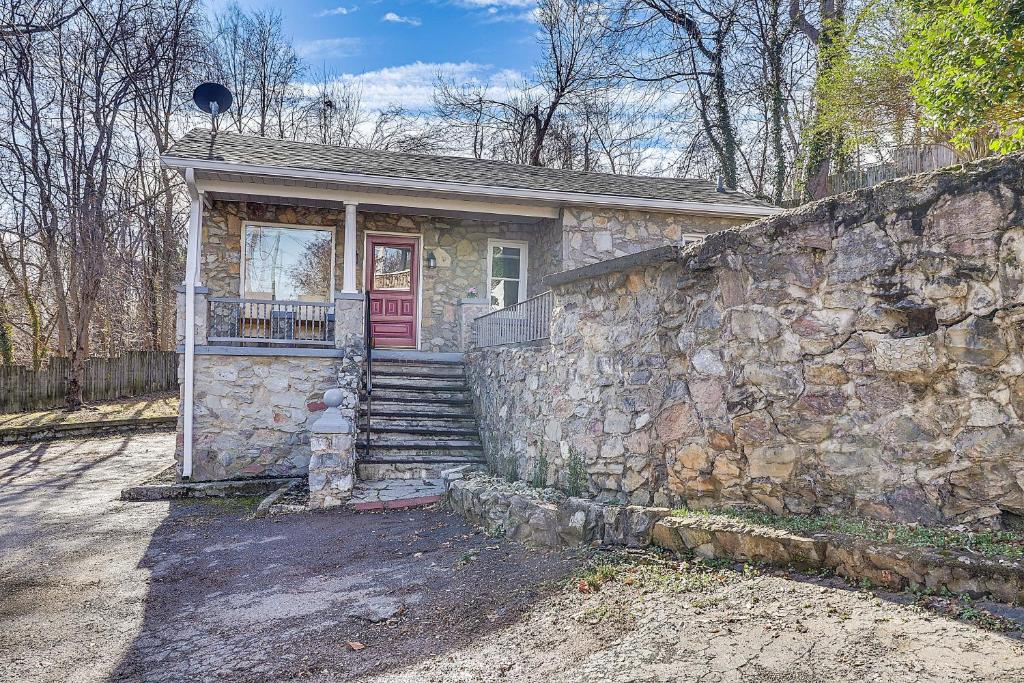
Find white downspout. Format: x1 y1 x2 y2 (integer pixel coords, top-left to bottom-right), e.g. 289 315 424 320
182 168 202 479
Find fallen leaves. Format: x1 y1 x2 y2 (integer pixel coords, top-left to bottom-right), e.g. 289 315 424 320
347 641 366 651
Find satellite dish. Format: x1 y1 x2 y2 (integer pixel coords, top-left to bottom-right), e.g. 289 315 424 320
193 82 232 131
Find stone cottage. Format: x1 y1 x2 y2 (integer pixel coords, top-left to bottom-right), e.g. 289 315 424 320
162 129 776 489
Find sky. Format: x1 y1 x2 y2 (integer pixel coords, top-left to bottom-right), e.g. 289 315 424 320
207 0 541 111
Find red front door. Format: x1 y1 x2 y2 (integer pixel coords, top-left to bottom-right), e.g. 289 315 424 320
366 234 419 348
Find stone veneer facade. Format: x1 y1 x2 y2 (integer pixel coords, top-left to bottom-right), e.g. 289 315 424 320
179 197 763 482
201 200 562 352
467 153 1024 526
562 206 749 269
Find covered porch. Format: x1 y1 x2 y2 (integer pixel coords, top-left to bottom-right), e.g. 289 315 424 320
177 165 565 356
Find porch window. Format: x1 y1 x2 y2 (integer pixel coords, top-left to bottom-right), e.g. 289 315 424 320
487 239 529 309
242 224 334 301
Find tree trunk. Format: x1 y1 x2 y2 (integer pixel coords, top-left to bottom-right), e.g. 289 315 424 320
712 47 739 190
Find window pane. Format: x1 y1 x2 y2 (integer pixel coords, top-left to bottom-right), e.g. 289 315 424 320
373 245 413 290
490 279 520 308
490 246 521 279
244 226 332 301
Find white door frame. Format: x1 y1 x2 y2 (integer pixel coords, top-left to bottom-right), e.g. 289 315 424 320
363 230 424 350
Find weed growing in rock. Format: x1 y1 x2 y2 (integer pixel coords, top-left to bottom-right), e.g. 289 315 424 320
531 450 549 489
564 447 587 497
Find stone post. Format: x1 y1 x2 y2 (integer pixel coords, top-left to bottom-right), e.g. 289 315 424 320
334 292 365 349
458 298 491 351
175 285 209 347
308 388 356 509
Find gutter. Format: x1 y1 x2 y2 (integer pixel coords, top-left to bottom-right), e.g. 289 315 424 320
160 156 781 220
181 168 201 479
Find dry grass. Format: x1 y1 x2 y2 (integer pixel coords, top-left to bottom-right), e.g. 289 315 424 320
0 392 178 430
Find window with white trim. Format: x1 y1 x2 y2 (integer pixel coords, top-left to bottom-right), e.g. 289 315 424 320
486 239 529 309
243 224 334 301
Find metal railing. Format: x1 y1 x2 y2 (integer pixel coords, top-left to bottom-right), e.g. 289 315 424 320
207 298 335 346
362 292 373 454
475 291 552 347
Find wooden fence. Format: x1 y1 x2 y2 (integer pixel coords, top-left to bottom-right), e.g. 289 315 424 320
0 350 178 413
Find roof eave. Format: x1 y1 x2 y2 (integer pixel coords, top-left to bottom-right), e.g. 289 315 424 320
160 155 782 219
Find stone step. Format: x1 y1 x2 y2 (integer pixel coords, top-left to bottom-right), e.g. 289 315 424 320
359 443 485 459
371 388 470 403
371 376 468 391
357 458 486 481
348 478 447 511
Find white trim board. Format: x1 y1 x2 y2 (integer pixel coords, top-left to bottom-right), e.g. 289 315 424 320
164 158 782 219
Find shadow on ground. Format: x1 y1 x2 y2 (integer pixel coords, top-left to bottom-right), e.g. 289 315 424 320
107 499 581 682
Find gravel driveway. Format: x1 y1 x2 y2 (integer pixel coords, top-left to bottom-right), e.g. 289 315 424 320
2 432 1023 683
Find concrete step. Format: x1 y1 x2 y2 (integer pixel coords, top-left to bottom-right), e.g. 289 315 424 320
372 364 466 380
371 350 464 364
371 388 470 403
364 401 474 417
359 437 482 449
371 376 468 391
359 443 484 459
363 414 477 428
364 424 480 438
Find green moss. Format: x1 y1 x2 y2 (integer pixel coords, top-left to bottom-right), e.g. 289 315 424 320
669 507 1024 559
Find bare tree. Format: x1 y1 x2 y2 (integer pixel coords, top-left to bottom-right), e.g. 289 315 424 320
0 0 185 407
436 0 614 167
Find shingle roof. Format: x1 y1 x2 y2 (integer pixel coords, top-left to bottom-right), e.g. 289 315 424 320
164 129 775 210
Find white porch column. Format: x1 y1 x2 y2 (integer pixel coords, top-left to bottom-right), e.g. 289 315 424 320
342 202 358 293
182 168 203 479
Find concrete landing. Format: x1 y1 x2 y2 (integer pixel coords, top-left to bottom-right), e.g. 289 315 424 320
348 478 446 511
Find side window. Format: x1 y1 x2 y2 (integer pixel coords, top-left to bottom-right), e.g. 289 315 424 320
487 240 528 309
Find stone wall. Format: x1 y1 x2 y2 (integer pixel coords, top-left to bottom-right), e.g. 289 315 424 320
176 352 341 481
468 153 1024 526
200 200 561 352
561 207 748 269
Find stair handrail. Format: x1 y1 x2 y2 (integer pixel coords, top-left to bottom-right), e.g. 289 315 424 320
363 292 373 453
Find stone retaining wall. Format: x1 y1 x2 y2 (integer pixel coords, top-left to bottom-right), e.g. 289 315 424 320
447 475 1024 604
561 206 749 269
468 153 1024 525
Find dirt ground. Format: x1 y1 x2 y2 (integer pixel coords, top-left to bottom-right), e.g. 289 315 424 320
2 432 1024 683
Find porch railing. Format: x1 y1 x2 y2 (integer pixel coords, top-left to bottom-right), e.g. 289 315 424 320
207 297 335 346
475 291 552 347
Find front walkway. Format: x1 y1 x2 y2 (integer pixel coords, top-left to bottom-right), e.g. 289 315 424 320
0 433 577 682
1 432 1022 682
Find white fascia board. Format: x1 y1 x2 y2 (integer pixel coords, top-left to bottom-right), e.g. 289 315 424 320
194 179 560 219
162 156 782 219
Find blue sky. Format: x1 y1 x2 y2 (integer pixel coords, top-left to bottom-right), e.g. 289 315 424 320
207 0 540 110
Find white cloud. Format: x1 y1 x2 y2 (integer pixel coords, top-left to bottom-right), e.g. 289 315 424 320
318 5 358 16
382 12 422 26
296 37 362 59
481 7 539 22
299 61 516 112
454 0 535 7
